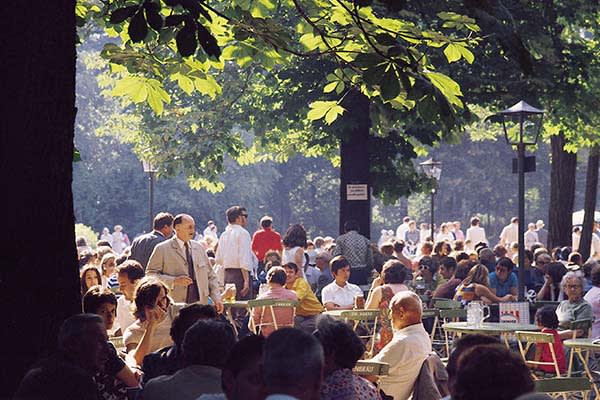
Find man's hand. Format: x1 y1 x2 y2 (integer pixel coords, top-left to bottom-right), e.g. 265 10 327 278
214 300 224 314
173 275 193 287
240 282 250 297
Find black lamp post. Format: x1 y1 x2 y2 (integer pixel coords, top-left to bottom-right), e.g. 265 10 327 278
420 158 442 242
142 161 158 232
492 100 544 301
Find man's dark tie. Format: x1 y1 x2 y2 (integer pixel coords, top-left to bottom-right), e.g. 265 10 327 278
185 242 200 303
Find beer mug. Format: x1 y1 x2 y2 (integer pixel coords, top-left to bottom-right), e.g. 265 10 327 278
224 283 237 302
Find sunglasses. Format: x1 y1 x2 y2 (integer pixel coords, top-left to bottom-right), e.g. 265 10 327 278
419 265 430 270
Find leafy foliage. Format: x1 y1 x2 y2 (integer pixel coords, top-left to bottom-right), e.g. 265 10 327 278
75 0 483 201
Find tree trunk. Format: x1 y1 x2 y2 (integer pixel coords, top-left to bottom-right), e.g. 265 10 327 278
339 90 371 238
548 132 577 249
579 146 599 261
1 1 80 395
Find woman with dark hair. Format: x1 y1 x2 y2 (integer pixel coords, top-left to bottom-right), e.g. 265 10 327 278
82 286 140 399
124 277 180 366
315 316 381 400
536 262 568 301
365 260 409 354
454 264 514 305
80 265 102 296
282 224 307 275
584 264 600 337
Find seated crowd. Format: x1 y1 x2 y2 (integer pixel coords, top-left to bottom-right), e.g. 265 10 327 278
15 211 600 399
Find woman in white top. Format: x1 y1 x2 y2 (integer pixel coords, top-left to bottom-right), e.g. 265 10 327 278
282 223 307 270
465 216 488 248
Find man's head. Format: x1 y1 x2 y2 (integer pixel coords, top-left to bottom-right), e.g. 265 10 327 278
330 255 351 284
535 253 552 273
439 256 458 280
527 223 536 232
495 257 514 282
536 219 545 229
446 334 500 383
263 328 324 400
58 314 109 373
170 303 218 349
315 251 332 271
226 206 248 226
266 267 287 286
454 221 461 230
173 214 195 242
343 219 360 233
420 241 433 256
315 315 365 376
408 220 417 231
283 262 299 285
470 217 480 227
381 260 408 284
451 343 533 400
116 260 145 301
511 217 519 224
222 334 265 400
182 320 236 368
493 245 507 259
389 291 422 330
153 212 174 237
260 215 273 229
82 286 117 331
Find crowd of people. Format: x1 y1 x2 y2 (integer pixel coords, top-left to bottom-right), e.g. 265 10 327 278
15 209 600 399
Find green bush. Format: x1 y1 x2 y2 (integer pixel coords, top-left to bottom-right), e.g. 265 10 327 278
75 223 99 249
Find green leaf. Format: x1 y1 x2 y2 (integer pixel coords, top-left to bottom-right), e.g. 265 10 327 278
194 76 221 98
111 77 147 103
73 147 81 162
458 46 474 63
176 22 197 57
324 105 345 124
425 72 463 108
128 9 148 42
380 67 400 101
323 81 338 93
443 43 462 63
110 6 138 24
178 75 194 95
307 101 336 121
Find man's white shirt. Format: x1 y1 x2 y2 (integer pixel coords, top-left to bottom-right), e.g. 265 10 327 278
215 224 253 271
321 281 363 308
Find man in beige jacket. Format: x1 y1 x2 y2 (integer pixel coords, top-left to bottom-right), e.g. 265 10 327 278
147 213 223 313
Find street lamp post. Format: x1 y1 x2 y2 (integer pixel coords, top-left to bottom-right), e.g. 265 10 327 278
491 101 544 301
420 158 442 242
142 161 158 232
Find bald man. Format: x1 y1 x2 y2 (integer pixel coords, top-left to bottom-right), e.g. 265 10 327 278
370 291 431 400
147 214 222 312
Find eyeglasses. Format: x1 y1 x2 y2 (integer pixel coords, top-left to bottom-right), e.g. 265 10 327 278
419 265 430 270
566 285 582 290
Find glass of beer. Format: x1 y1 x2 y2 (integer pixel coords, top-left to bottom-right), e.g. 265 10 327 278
224 283 237 302
354 295 365 309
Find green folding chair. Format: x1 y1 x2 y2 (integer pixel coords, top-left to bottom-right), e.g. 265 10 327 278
534 377 591 399
341 309 380 357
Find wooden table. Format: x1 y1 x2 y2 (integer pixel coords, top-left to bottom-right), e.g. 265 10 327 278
223 300 249 335
442 321 539 347
564 338 600 398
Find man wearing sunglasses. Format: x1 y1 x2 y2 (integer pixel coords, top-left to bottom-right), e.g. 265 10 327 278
216 206 254 301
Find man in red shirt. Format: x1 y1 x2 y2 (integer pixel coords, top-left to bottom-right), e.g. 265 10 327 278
251 216 283 273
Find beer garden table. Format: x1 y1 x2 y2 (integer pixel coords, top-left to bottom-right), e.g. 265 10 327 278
442 321 539 347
